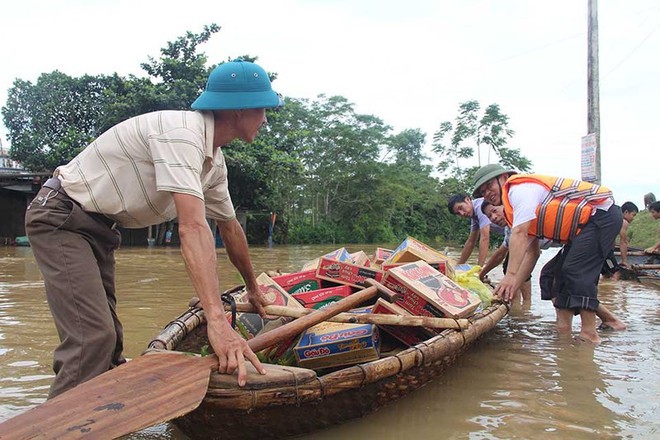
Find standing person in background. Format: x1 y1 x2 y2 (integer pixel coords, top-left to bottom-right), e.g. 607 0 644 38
25 60 281 398
643 192 656 209
601 201 639 280
447 194 504 266
472 164 623 344
645 201 660 254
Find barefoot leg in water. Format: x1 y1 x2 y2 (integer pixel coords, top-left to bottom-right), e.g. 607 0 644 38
556 308 573 334
597 304 627 330
577 309 601 344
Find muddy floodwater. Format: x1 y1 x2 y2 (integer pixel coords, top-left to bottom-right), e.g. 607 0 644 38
1 244 658 439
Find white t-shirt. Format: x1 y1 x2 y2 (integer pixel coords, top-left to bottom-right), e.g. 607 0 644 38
507 182 614 229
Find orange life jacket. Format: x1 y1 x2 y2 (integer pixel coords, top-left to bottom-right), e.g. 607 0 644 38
502 174 613 243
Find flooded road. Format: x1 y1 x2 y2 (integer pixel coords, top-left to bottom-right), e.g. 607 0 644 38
1 244 658 439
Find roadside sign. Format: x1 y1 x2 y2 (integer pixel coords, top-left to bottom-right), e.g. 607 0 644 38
581 133 597 183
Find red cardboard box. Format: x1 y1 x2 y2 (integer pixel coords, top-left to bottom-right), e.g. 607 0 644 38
271 270 321 294
385 237 453 264
382 260 456 281
316 257 384 288
301 247 353 271
350 251 372 267
374 247 394 265
292 285 353 309
371 298 436 346
384 261 480 318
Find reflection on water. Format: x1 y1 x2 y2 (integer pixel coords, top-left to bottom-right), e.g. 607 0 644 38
0 245 659 439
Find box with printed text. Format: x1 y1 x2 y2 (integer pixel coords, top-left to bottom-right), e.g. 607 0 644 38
316 257 384 289
293 313 380 370
271 270 321 294
371 297 436 346
383 261 480 318
292 285 354 309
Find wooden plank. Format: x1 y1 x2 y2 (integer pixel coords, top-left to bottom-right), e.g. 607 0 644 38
0 283 384 439
0 353 215 439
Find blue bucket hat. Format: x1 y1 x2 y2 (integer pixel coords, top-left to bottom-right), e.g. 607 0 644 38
191 60 284 110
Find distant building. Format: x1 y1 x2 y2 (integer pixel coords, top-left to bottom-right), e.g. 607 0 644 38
0 139 22 171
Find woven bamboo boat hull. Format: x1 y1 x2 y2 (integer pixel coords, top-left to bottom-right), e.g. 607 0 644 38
613 248 660 266
637 273 660 288
148 296 508 439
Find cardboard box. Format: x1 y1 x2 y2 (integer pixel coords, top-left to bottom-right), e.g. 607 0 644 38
384 261 481 318
301 247 352 271
271 270 321 294
316 257 385 288
385 236 453 265
325 247 352 262
293 319 380 370
292 285 354 309
371 298 436 346
350 250 372 267
382 260 456 281
381 275 439 317
374 247 394 265
229 273 304 339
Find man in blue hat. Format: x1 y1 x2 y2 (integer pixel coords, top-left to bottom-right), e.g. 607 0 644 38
25 60 282 397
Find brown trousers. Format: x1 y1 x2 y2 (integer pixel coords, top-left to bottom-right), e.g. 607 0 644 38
25 186 123 398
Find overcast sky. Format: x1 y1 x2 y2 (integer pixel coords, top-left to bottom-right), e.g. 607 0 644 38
1 0 658 208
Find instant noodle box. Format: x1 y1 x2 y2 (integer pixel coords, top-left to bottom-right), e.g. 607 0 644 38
374 247 394 265
382 260 456 281
385 237 455 266
301 247 353 271
292 285 353 309
371 297 437 346
349 250 372 267
383 261 481 319
316 257 385 288
271 270 321 294
293 319 380 370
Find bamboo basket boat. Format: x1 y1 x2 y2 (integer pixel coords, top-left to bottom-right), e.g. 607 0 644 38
146 288 509 439
613 247 660 281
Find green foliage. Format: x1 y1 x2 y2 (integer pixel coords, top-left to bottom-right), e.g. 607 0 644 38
432 100 532 186
627 210 660 249
1 25 533 247
2 71 112 170
2 24 221 171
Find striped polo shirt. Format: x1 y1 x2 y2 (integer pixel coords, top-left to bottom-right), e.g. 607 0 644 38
56 110 235 228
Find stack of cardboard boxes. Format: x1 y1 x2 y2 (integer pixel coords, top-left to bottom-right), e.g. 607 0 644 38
228 237 482 372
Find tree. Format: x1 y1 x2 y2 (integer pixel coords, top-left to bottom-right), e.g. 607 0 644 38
385 128 428 167
2 24 222 171
2 71 114 170
432 100 532 186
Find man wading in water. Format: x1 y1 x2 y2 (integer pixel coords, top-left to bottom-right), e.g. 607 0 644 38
472 164 626 343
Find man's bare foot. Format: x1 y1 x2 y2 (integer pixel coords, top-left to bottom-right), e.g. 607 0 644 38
576 331 602 344
599 319 627 330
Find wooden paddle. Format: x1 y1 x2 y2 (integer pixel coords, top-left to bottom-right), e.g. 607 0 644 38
0 283 389 439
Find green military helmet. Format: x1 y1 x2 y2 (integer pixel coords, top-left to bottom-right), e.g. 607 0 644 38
472 163 517 197
191 59 284 111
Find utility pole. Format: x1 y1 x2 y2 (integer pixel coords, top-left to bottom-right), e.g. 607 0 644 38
587 0 601 184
